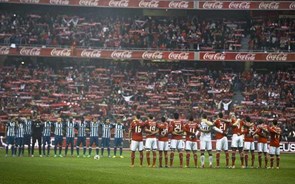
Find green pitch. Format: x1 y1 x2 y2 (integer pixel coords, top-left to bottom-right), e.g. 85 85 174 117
1 150 294 184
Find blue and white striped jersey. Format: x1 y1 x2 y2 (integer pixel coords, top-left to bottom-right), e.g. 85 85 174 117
16 123 24 138
101 123 113 138
6 122 16 136
66 121 75 138
114 123 125 138
43 121 52 137
54 122 63 136
24 119 32 135
90 121 99 137
76 122 87 137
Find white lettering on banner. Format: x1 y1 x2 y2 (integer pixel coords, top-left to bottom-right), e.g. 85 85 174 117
229 2 250 9
168 52 189 60
79 0 99 6
142 51 163 60
0 46 10 55
203 52 225 61
49 0 70 5
19 0 40 3
111 51 132 59
109 0 129 7
81 50 101 58
20 47 41 56
280 143 295 152
168 1 189 9
50 48 71 57
202 1 223 9
290 2 295 9
266 53 287 61
139 0 159 8
258 2 279 10
235 53 256 61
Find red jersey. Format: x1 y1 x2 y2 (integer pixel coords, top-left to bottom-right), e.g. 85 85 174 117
214 119 228 139
232 119 244 135
130 119 146 141
256 124 269 143
170 120 184 140
184 122 199 142
243 125 256 142
157 122 169 142
145 120 157 138
269 126 281 147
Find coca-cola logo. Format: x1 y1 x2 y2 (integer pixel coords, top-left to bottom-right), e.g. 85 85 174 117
266 53 287 61
229 2 250 9
168 1 189 9
259 2 279 10
81 49 101 58
79 0 99 6
111 50 132 59
235 53 256 61
142 51 163 60
0 46 10 55
19 0 40 3
290 2 295 9
51 48 71 57
202 1 223 9
139 0 159 8
109 0 129 7
49 0 70 5
20 47 41 56
203 52 225 61
168 52 189 60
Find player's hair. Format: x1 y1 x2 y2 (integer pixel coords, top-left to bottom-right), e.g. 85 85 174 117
273 119 278 125
174 113 179 120
189 116 194 122
257 119 263 124
136 114 141 119
245 116 251 122
218 112 223 118
161 117 166 123
202 114 207 119
148 114 153 120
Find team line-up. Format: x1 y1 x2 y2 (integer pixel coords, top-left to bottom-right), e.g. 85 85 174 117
4 112 281 169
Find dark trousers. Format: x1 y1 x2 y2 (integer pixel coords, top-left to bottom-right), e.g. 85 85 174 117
32 136 42 155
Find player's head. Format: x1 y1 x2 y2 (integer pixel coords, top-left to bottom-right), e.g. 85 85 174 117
106 118 110 124
245 116 251 123
273 119 278 126
202 114 207 119
188 115 194 122
257 119 263 125
57 117 62 123
218 112 223 119
136 114 141 120
148 114 153 120
174 113 179 120
161 117 166 123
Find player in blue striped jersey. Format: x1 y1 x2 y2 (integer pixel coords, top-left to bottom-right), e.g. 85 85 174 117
54 118 64 157
65 117 75 157
113 118 125 158
23 116 32 156
76 118 88 157
100 118 113 157
88 117 100 157
15 119 25 157
5 117 16 157
42 119 52 157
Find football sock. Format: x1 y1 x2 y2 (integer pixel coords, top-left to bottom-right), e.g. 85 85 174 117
18 147 22 156
179 152 183 166
170 152 174 166
265 156 268 168
59 146 62 155
107 147 110 156
245 153 248 167
164 152 168 166
119 148 122 156
209 155 213 165
43 145 46 155
159 151 163 167
83 147 86 155
201 155 205 166
216 152 220 166
65 146 68 155
270 157 274 168
114 147 117 156
276 157 280 167
11 146 15 156
47 145 50 155
225 152 229 166
152 151 156 166
232 153 236 166
77 147 80 155
258 153 262 167
89 147 92 155
101 148 104 156
146 151 151 165
139 151 143 165
131 151 135 165
186 153 190 167
54 146 57 155
6 146 8 155
193 153 198 167
251 153 255 167
96 147 99 155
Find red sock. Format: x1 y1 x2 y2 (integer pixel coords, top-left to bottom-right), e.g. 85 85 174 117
245 154 248 167
276 157 280 168
131 151 135 165
216 152 220 167
159 151 163 167
186 153 190 167
251 153 255 167
179 152 183 167
170 152 174 167
146 151 151 166
240 152 244 166
193 153 198 167
225 152 229 167
270 157 274 168
139 151 143 165
232 153 236 166
164 152 168 166
264 154 268 168
152 151 156 166
258 153 262 168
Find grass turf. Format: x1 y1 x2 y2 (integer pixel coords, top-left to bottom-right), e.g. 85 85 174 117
0 149 294 184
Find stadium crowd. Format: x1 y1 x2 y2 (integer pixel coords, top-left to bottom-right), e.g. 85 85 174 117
0 12 294 51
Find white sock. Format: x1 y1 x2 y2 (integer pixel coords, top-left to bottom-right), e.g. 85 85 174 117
209 156 213 165
201 155 205 165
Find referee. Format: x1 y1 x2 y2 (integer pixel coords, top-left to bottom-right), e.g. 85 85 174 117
31 115 43 157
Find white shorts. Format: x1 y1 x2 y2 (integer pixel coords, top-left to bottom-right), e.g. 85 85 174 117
170 139 184 150
231 134 244 148
130 140 144 151
145 138 158 150
216 136 228 151
257 142 268 153
244 141 255 151
158 141 169 151
185 141 198 151
200 139 212 151
269 146 280 155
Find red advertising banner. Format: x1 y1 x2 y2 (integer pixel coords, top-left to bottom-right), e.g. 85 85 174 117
199 52 295 62
0 46 196 61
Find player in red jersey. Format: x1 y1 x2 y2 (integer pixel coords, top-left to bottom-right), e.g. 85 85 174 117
129 114 146 167
169 113 185 168
231 114 245 168
157 117 170 168
269 119 282 169
242 116 256 168
144 114 159 167
183 116 199 168
214 112 230 168
253 119 269 168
